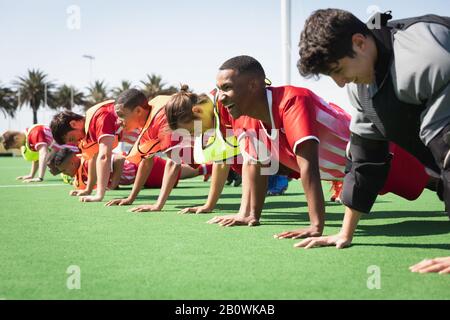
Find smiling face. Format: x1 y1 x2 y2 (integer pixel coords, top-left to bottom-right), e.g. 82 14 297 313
216 69 256 119
327 34 377 87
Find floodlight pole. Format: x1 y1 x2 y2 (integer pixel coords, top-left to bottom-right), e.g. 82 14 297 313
82 54 95 83
281 0 291 85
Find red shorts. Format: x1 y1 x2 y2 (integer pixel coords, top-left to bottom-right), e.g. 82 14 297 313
144 156 181 188
379 144 429 200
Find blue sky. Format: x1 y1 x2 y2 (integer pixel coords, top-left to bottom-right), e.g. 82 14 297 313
1 0 448 130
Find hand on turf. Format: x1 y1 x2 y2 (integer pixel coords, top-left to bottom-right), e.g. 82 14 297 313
409 257 450 274
128 204 162 213
69 189 91 196
105 197 134 206
22 177 43 183
207 214 260 227
178 205 213 214
79 194 104 202
293 233 352 249
17 175 33 180
274 225 323 239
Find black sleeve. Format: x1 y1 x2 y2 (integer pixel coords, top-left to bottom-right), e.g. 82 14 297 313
341 133 392 213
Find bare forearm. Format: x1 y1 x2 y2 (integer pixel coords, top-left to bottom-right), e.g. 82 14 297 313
37 147 48 180
300 165 325 229
128 158 154 201
83 157 96 192
205 163 230 209
155 160 181 208
246 162 268 219
95 151 112 198
340 206 362 240
109 159 124 189
29 161 38 177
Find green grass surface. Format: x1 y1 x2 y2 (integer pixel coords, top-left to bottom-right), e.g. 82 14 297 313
0 157 449 300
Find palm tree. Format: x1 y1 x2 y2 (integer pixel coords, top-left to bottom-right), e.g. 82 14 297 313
111 80 133 99
54 85 86 110
0 83 18 118
85 80 110 109
140 74 178 99
14 69 56 124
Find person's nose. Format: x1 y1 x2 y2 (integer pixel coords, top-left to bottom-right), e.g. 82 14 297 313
218 90 227 102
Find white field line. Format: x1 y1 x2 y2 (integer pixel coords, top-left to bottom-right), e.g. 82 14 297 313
0 183 66 188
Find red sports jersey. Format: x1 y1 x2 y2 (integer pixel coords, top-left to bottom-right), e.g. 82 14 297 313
116 156 138 185
86 102 122 144
233 86 350 180
139 108 178 158
27 125 54 151
121 128 141 145
231 86 429 200
27 125 78 153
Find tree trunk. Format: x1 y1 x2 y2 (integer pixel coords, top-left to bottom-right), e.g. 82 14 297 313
32 108 38 124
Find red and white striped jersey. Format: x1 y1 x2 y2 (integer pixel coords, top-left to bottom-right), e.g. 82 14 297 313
234 86 351 180
121 128 141 145
117 157 138 185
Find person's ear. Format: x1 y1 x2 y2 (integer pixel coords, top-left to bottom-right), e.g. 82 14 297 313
248 78 260 93
192 105 203 116
352 33 368 53
69 119 82 129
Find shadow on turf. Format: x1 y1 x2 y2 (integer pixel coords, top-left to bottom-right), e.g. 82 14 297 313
325 218 449 238
357 220 449 237
352 242 450 250
260 208 448 226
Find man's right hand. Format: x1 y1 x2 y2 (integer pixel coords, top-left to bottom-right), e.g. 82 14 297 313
274 225 323 239
294 233 352 249
105 197 134 207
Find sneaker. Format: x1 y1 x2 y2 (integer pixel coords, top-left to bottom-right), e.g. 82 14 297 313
233 174 242 187
330 181 343 203
203 173 211 182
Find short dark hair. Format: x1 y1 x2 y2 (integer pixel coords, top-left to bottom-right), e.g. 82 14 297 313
115 89 148 111
46 147 76 175
297 8 370 77
50 110 84 145
219 55 266 79
165 84 209 130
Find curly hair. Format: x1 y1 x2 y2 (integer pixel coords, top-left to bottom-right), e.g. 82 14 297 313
297 8 370 77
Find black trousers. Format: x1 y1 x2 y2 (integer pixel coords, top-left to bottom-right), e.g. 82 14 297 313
428 124 450 217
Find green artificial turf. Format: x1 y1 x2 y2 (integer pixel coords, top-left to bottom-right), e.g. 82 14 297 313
0 157 449 300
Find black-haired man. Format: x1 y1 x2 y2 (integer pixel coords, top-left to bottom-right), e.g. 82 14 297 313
297 9 449 249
